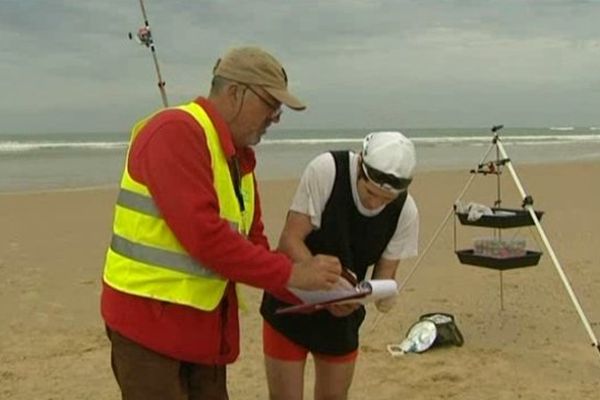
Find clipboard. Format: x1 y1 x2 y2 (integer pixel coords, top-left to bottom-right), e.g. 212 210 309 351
275 279 398 315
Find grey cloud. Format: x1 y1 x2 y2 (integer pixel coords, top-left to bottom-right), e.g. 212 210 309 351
1 0 599 133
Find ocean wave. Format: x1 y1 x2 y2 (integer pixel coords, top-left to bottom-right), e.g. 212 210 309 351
261 134 600 146
261 138 363 145
0 141 128 153
3 133 600 154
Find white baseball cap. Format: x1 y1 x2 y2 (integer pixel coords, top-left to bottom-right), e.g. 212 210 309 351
361 131 416 192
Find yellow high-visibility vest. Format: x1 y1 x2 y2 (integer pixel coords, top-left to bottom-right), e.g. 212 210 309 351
103 101 255 311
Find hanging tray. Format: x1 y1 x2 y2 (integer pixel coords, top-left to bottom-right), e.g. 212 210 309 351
456 207 544 228
455 249 542 270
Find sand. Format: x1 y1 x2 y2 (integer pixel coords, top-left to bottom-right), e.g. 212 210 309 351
1 161 599 399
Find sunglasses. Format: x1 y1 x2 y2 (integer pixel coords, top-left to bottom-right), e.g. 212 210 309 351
245 85 283 120
361 161 412 191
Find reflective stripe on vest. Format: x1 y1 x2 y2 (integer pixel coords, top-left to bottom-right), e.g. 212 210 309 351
110 234 217 278
116 188 160 217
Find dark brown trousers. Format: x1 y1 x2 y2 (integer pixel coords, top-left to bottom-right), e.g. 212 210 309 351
106 327 229 400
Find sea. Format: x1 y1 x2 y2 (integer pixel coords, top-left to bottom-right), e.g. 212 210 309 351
1 127 600 193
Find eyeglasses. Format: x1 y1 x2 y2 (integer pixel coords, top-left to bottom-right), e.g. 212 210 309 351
245 85 283 120
361 161 412 191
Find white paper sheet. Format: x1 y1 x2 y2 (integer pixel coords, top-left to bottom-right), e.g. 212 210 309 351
288 278 398 306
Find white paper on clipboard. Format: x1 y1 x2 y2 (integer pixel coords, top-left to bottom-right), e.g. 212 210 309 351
278 279 398 314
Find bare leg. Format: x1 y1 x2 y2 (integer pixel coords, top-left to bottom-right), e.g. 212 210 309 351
264 355 306 400
313 357 356 400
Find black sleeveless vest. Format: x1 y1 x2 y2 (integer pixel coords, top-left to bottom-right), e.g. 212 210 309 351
261 151 407 355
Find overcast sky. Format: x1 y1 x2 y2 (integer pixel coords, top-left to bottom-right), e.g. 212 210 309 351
1 0 599 134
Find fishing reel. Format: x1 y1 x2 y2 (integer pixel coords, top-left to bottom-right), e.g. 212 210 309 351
128 26 153 47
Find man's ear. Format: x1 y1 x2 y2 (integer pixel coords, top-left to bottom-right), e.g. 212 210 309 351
226 82 243 101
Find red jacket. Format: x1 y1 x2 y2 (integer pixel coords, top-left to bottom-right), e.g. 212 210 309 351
101 97 292 364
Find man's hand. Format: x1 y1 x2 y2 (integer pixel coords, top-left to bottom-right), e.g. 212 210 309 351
287 254 342 290
325 273 360 317
375 295 397 313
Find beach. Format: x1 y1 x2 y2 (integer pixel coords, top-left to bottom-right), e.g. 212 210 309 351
1 161 599 399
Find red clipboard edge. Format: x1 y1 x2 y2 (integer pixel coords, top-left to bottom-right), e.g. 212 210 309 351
275 289 368 315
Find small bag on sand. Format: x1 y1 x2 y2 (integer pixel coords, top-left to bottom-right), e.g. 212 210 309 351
419 313 464 348
387 312 464 356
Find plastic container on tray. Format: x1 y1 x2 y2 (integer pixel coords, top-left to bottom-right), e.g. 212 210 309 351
472 237 526 259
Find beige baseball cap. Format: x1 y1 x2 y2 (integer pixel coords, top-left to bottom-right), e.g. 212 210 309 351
213 46 306 111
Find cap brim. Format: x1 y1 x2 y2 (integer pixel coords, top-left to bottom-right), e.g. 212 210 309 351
264 87 306 111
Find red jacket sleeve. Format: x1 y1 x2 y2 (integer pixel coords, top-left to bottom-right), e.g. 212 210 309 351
128 110 292 292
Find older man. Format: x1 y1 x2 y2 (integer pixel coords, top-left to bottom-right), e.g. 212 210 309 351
101 46 341 400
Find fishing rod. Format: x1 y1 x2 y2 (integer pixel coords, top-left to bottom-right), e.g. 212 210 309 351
128 0 169 107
